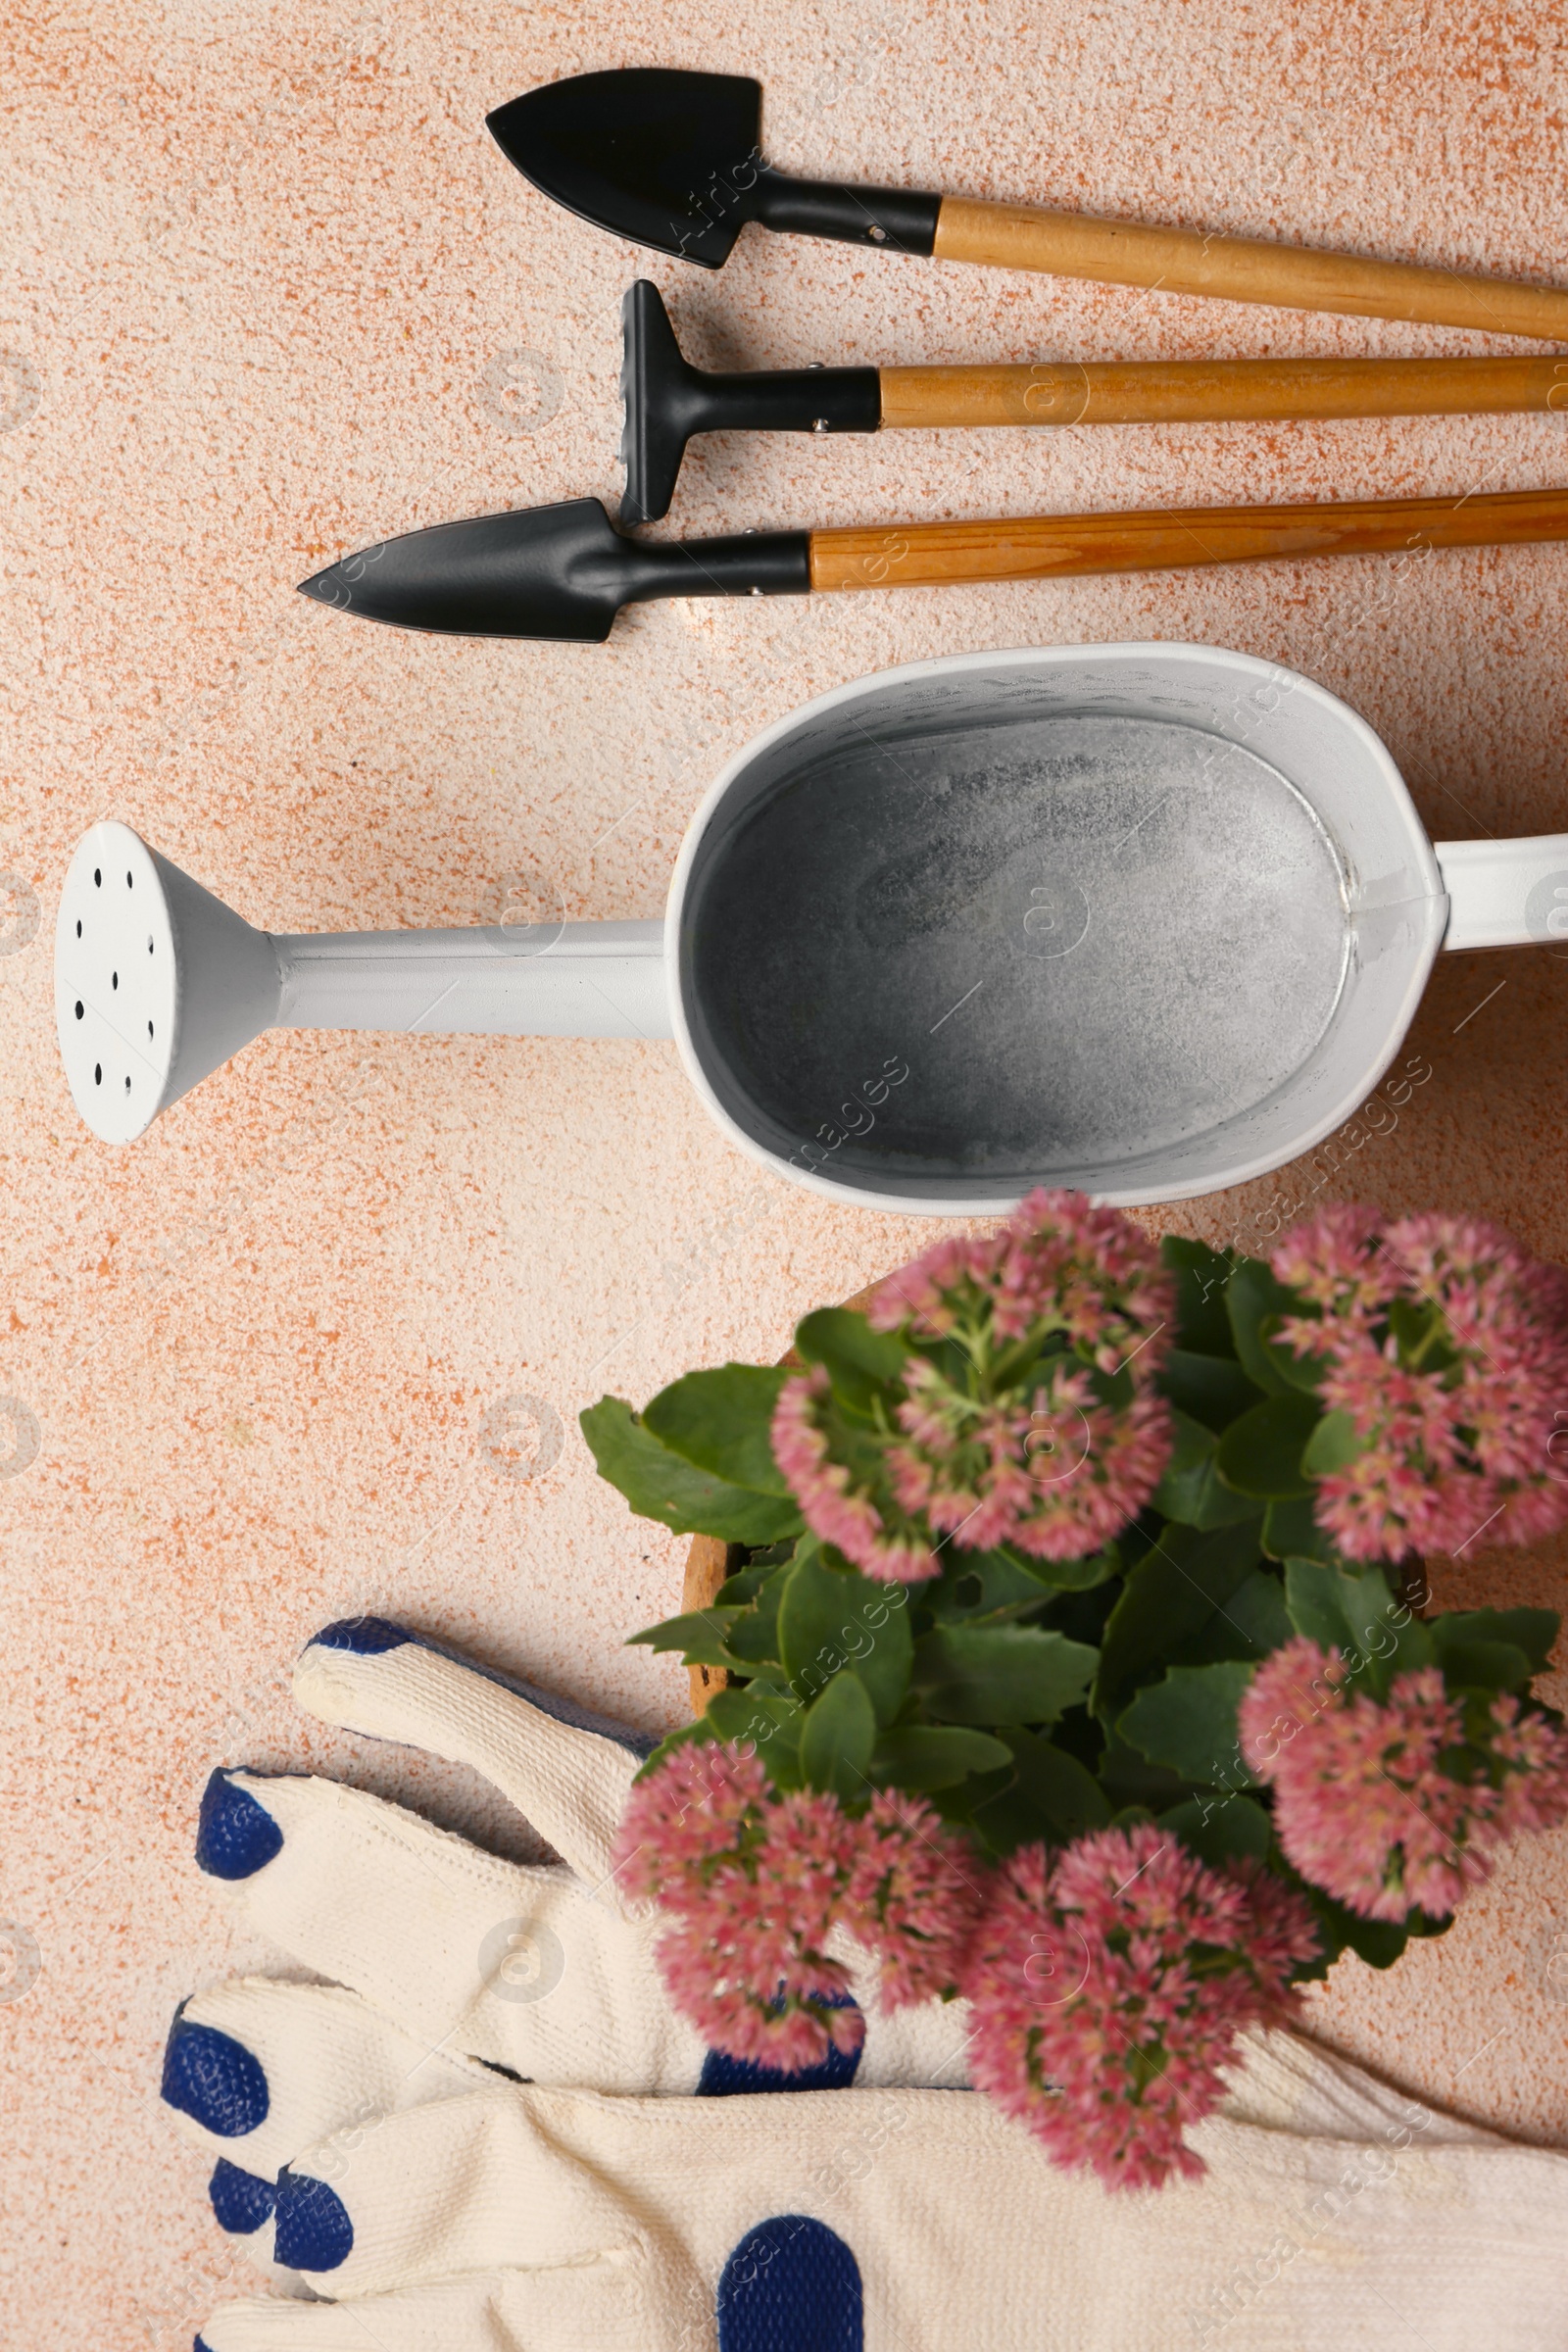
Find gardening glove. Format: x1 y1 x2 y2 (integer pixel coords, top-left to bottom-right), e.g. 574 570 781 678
189 2035 1568 2352
161 1619 972 2272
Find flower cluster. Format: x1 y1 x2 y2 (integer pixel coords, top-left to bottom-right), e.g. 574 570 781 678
615 1742 980 2069
866 1192 1175 1363
770 1365 937 1583
964 1828 1319 2191
1270 1206 1568 1560
1239 1638 1568 1921
770 1191 1175 1582
889 1355 1174 1564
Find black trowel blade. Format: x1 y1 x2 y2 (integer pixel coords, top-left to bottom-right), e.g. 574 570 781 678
486 69 764 269
297 500 636 642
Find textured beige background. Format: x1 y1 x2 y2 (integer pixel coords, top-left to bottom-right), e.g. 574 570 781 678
4 3 1568 2343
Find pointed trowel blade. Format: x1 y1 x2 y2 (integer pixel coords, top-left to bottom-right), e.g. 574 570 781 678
486 69 765 269
297 500 639 642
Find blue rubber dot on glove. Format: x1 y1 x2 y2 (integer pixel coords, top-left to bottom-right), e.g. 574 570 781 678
273 2169 355 2272
195 1770 283 1880
208 2158 278 2235
700 1988 862 2095
698 2037 861 2095
313 1616 411 1654
161 2013 270 2135
717 2215 862 2351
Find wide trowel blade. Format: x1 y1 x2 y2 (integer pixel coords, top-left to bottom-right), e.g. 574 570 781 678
297 500 635 642
486 69 764 269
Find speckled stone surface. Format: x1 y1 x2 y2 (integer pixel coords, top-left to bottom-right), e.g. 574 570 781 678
3 4 1567 2342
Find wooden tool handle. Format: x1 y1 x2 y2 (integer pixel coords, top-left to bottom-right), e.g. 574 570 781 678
808 483 1568 594
878 355 1568 430
932 196 1568 341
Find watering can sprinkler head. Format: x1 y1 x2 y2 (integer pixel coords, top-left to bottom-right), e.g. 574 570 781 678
54 823 670 1145
55 822 281 1145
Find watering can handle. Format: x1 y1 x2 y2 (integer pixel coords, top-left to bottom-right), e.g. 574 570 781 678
271 923 671 1041
1435 835 1568 952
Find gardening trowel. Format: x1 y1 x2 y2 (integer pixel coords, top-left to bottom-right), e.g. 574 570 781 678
298 482 1568 642
488 68 1568 340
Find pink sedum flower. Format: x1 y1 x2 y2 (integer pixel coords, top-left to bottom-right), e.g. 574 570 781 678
1270 1207 1568 1561
770 1365 938 1583
889 1358 1175 1564
1239 1637 1568 1922
842 1788 985 2007
868 1188 1174 1366
964 1827 1317 2191
616 1744 980 2069
616 1741 861 2069
770 1190 1175 1582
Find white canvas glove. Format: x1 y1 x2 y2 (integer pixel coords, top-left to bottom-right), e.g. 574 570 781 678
162 1619 971 2270
190 2033 1568 2352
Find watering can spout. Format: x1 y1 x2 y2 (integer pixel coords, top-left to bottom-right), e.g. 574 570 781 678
55 822 670 1145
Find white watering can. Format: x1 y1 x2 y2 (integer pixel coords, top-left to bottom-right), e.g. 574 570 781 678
55 643 1565 1211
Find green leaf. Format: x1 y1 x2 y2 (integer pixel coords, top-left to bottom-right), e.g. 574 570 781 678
1096 1723 1198 1811
966 1727 1115 1857
1301 1407 1362 1477
1162 1565 1292 1670
632 1716 714 1781
704 1687 804 1786
580 1398 805 1544
777 1548 913 1727
1003 1727 1114 1836
1160 1792 1273 1868
929 1550 1054 1620
1183 1465 1269 1531
626 1606 749 1671
1215 1391 1322 1499
1153 1408 1266 1530
1160 1236 1239 1357
1118 1660 1256 1787
1225 1259 1300 1396
642 1365 792 1495
794 1307 907 1414
1283 1560 1434 1696
1430 1607 1558 1679
912 1624 1098 1726
1298 1882 1444 1972
1094 1519 1263 1721
868 1725 1013 1792
1261 1494 1338 1564
1158 1348 1264 1433
722 1565 791 1668
1216 1568 1294 1659
715 1558 786 1607
799 1671 876 1799
1154 1404 1215 1487
1428 1635 1535 1694
1002 1543 1122 1593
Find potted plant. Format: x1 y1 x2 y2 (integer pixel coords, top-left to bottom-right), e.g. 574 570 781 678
583 1195 1568 2188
